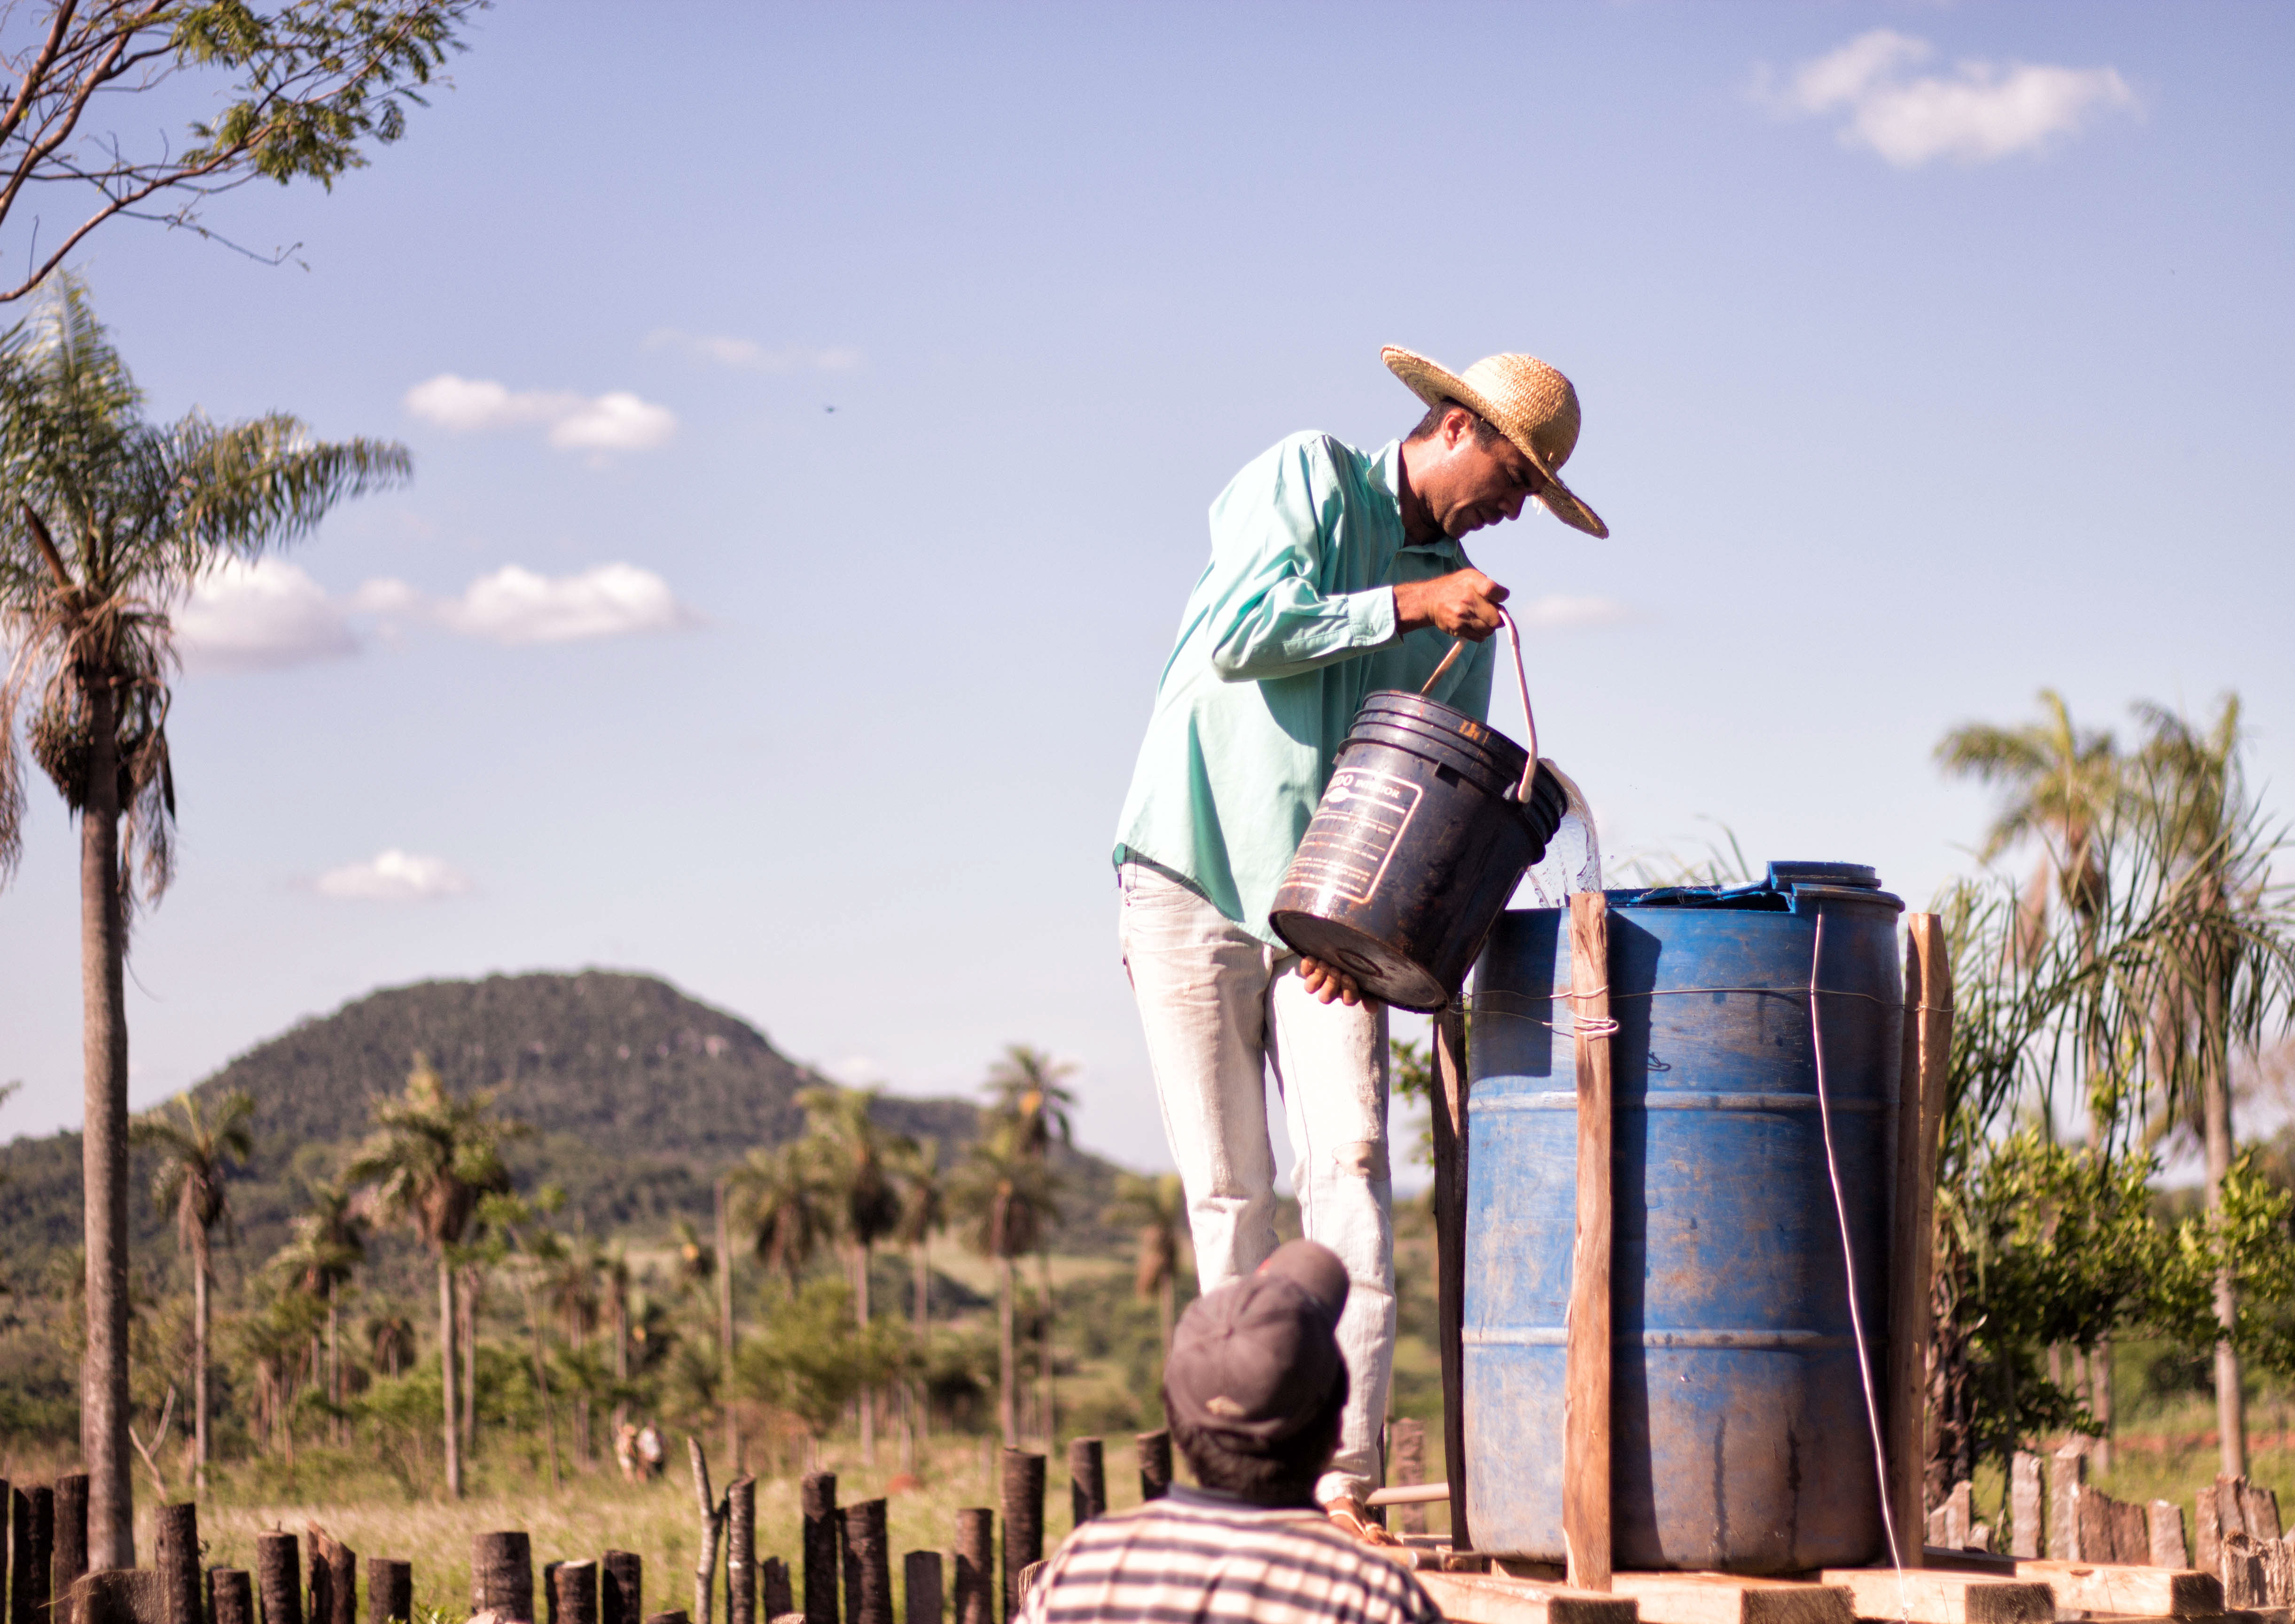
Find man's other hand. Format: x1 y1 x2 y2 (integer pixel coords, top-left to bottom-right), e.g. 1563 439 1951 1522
1299 956 1374 1008
1394 569 1508 640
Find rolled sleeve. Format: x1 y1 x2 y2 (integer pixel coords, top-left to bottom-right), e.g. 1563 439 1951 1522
1205 437 1403 681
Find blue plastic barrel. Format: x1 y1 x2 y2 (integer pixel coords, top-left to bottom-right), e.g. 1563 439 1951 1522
1461 863 1904 1573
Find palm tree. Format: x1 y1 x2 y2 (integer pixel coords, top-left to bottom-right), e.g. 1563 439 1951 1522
129 1088 253 1495
950 1117 1060 1447
982 1047 1075 1442
797 1084 911 1462
0 278 408 1557
345 1053 519 1498
2130 697 2295 1475
276 1178 365 1446
1106 1171 1188 1363
366 1312 415 1378
734 1141 833 1295
1939 692 2128 1454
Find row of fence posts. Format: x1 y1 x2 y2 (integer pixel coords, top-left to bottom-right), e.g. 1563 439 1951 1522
0 1435 1171 1624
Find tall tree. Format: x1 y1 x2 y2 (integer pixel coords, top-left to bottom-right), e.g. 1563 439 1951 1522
129 1087 252 1495
950 1117 1059 1448
796 1084 910 1464
735 1142 830 1295
2132 697 2295 1474
982 1047 1075 1442
0 1 488 304
345 1053 517 1497
1106 1172 1187 1363
0 278 407 1556
275 1178 364 1446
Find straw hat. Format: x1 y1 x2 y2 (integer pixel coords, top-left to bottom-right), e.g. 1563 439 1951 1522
1382 345 1608 539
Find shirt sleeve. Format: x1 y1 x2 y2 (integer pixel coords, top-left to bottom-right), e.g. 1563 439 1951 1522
1203 436 1402 682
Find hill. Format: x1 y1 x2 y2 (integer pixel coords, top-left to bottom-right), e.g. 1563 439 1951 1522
0 969 1129 1285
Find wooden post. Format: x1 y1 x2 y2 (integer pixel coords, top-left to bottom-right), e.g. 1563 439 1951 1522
473 1534 534 1624
758 1562 789 1624
602 1554 642 1624
55 1476 88 1624
842 1504 890 1624
155 1505 201 1624
257 1533 301 1624
1066 1440 1104 1529
556 1562 599 1624
726 1477 756 1624
900 1555 940 1624
310 1529 356 1624
1889 913 1952 1565
0 1478 8 1624
950 1513 991 1624
366 1562 410 1624
800 1474 839 1624
689 1438 726 1624
1564 891 1614 1593
999 1452 1045 1624
1133 1433 1170 1503
1429 1003 1473 1553
211 1573 254 1624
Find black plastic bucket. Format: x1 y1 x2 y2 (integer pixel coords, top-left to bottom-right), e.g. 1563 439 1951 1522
1269 690 1566 1012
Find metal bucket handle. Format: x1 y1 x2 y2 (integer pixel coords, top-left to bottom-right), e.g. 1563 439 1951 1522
1420 605 1540 803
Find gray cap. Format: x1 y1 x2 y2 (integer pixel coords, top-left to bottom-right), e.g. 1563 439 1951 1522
1164 1240 1350 1444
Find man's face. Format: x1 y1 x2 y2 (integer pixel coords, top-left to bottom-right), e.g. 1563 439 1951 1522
1425 411 1548 539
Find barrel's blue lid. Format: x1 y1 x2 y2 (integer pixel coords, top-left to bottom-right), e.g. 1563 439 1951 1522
1625 860 1903 914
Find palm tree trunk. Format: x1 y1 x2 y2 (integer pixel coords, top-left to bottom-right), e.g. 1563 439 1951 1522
530 1306 561 1491
79 674 135 1568
461 1266 477 1460
440 1259 463 1498
1038 1249 1055 1448
856 1241 874 1466
913 1241 930 1442
997 1255 1016 1448
192 1231 211 1495
328 1281 342 1448
716 1178 738 1471
2204 969 2246 1476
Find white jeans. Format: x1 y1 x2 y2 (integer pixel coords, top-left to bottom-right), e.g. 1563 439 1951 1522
1118 860 1395 1506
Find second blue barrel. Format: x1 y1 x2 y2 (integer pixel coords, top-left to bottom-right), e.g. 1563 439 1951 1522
1462 863 1904 1573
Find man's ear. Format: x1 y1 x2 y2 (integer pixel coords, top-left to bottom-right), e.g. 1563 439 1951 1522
1442 406 1476 449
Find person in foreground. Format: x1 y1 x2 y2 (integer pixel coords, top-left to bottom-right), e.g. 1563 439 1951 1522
1112 344 1606 1538
1019 1240 1442 1624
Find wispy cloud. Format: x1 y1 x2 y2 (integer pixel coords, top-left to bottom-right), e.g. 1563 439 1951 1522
644 330 861 374
405 375 677 452
176 558 358 672
1761 30 2137 168
312 849 471 901
1514 594 1629 631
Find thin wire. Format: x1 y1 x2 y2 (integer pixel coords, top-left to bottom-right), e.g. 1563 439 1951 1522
1808 913 1909 1621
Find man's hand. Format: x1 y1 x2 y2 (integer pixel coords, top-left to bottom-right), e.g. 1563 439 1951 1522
1394 569 1508 640
1299 956 1375 1008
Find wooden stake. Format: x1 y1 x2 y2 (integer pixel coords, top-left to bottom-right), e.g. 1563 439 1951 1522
555 1564 599 1624
689 1437 726 1624
602 1554 643 1624
1889 913 1952 1562
366 1561 412 1624
1066 1440 1104 1529
999 1452 1045 1624
473 1533 533 1624
727 1478 756 1624
257 1533 303 1624
951 1512 992 1624
900 1555 941 1624
154 1504 202 1624
211 1572 254 1624
55 1476 88 1624
309 1527 357 1624
800 1475 839 1624
1431 1003 1473 1553
1564 891 1614 1593
1133 1432 1170 1503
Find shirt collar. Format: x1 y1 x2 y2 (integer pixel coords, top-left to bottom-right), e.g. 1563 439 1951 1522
1374 438 1463 559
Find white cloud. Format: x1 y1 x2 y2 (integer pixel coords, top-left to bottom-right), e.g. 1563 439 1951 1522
1765 30 2137 167
644 330 862 374
313 849 471 901
405 374 677 452
176 557 358 672
1514 594 1629 631
432 563 699 645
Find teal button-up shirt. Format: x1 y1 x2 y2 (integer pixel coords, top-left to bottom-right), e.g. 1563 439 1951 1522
1112 432 1495 946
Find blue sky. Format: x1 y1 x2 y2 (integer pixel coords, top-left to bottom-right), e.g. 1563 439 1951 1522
2 2 2290 1177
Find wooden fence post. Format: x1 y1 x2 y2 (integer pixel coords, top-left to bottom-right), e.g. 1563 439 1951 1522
998 1453 1044 1624
602 1553 643 1624
726 1477 756 1624
1429 1005 1472 1553
154 1504 201 1624
842 1503 889 1624
758 1561 789 1624
473 1533 533 1624
555 1562 599 1624
801 1474 839 1624
54 1476 88 1624
366 1562 411 1624
210 1572 254 1624
1066 1441 1104 1529
257 1533 301 1624
1133 1433 1170 1504
1563 891 1614 1593
1889 913 1951 1563
951 1513 991 1624
899 1556 939 1624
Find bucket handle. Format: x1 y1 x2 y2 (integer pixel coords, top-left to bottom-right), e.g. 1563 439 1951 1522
1419 607 1540 803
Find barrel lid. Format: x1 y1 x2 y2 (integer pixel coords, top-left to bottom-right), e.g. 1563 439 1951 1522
1628 860 1903 914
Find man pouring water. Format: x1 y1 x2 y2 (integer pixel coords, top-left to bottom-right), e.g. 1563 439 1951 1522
1111 344 1607 1542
